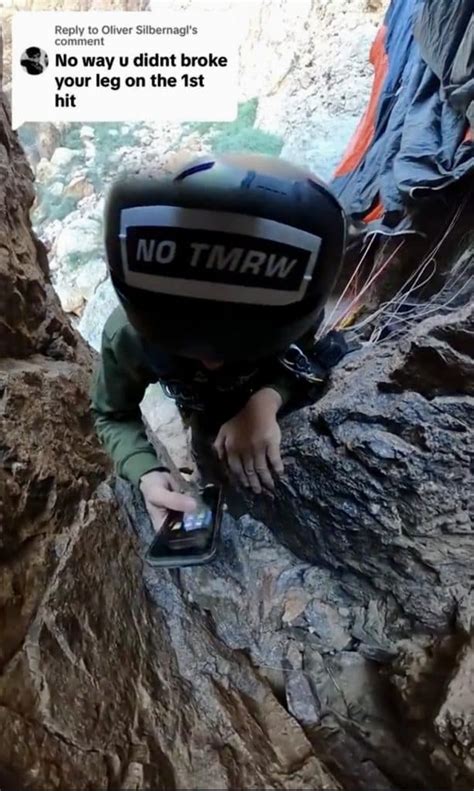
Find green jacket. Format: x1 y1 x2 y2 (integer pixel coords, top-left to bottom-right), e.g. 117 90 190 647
90 306 316 487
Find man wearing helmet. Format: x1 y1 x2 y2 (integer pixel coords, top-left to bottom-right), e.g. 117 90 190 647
91 153 347 531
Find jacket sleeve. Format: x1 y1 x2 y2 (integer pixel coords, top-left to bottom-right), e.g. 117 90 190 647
90 308 162 487
259 369 300 407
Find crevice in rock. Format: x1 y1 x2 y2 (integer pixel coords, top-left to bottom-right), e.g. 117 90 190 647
0 766 30 791
0 529 49 566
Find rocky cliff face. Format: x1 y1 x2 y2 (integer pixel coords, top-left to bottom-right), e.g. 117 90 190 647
1 42 473 791
0 87 341 791
251 0 390 173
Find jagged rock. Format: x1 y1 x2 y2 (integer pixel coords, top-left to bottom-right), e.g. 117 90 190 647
35 157 56 183
254 0 390 167
36 123 62 161
48 181 64 198
0 86 342 791
63 175 95 201
78 277 119 351
75 257 107 297
141 385 193 470
53 257 106 314
0 107 82 360
54 217 102 262
79 125 95 140
387 304 474 397
280 111 360 181
36 218 63 262
49 147 78 170
1 475 338 790
435 640 474 772
235 302 473 635
116 489 455 791
53 282 85 314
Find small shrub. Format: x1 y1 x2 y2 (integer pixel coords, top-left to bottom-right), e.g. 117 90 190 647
184 97 259 138
212 127 283 156
61 125 82 150
181 97 283 157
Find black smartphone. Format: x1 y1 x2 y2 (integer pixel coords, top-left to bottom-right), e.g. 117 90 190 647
145 484 224 568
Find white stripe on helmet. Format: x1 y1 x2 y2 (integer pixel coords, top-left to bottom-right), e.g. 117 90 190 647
119 205 321 306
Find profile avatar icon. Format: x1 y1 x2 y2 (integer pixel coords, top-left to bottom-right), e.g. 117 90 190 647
20 47 49 76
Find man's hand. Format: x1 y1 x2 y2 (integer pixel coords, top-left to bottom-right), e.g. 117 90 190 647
213 388 284 494
139 470 197 532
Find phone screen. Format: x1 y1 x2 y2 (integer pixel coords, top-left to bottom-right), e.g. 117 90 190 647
146 485 221 564
181 508 213 531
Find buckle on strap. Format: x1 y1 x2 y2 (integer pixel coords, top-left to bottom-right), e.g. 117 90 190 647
278 330 351 383
279 344 325 383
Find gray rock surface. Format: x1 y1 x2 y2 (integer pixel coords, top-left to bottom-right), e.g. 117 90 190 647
435 639 474 773
78 277 119 351
237 304 473 635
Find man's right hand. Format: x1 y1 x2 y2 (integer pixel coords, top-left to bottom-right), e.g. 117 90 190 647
139 470 198 533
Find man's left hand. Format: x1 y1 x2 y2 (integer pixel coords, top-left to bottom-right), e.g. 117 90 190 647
213 388 284 494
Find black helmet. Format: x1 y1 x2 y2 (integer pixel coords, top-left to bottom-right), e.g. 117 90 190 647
104 153 347 361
